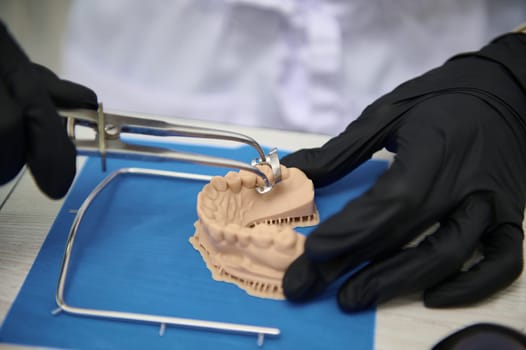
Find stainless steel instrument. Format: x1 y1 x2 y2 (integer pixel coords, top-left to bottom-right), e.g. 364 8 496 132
59 103 282 193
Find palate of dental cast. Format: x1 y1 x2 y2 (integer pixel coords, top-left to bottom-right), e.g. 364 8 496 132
189 165 319 299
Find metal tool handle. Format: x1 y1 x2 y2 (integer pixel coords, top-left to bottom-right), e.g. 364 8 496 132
59 106 282 193
117 118 269 162
61 107 268 162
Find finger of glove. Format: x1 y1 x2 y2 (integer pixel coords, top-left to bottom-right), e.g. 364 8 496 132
283 248 370 301
283 254 328 302
424 223 524 308
336 193 492 312
0 81 25 184
0 22 30 76
280 100 410 187
8 67 76 198
31 64 98 109
305 102 449 261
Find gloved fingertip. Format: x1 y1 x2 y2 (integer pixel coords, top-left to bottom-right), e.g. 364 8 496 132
423 286 469 308
57 81 98 109
424 239 523 309
29 139 77 199
31 63 98 109
422 294 449 309
0 91 26 185
282 255 327 301
337 280 378 312
280 149 313 169
60 80 98 109
45 166 76 200
280 149 333 187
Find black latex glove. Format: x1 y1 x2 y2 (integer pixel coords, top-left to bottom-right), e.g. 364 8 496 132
281 33 526 311
0 22 97 198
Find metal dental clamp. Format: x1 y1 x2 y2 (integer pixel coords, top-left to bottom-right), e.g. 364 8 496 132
54 104 283 343
59 103 282 193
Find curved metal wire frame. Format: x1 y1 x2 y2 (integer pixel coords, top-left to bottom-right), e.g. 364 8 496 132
54 167 280 346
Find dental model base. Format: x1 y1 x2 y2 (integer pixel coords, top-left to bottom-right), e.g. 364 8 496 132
190 165 319 299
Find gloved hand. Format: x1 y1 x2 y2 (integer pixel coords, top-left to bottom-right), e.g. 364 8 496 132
0 21 97 198
281 33 526 311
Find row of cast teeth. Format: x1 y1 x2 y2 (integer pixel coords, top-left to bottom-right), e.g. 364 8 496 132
196 242 284 298
216 262 283 296
206 166 290 194
248 214 317 227
201 220 300 251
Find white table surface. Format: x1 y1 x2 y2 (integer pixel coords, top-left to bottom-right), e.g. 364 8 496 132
1 115 525 349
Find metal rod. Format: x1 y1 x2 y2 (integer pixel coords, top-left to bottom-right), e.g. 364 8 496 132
71 142 275 193
55 167 281 341
118 120 268 162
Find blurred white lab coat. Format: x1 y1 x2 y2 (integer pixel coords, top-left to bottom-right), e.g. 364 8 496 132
62 0 526 135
